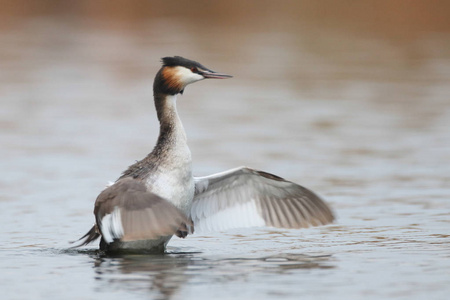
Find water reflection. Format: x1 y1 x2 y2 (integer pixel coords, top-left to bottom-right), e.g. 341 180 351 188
93 253 191 299
92 251 334 300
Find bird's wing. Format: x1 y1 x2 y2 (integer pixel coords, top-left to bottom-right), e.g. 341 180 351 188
95 177 190 243
191 166 334 233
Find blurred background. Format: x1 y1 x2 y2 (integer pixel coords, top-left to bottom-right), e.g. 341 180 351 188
1 1 449 300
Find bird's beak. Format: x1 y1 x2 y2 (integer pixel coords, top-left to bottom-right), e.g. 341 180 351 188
201 70 233 79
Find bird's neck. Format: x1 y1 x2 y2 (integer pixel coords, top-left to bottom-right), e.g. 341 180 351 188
118 92 191 181
153 92 188 153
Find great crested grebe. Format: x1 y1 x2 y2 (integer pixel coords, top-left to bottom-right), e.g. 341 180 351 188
73 56 334 253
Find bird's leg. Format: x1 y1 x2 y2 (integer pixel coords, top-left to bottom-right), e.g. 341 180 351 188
175 221 194 238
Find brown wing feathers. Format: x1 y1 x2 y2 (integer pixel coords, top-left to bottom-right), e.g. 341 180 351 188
73 178 190 247
99 178 190 242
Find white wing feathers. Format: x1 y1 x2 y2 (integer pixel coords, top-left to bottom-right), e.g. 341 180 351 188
191 167 334 233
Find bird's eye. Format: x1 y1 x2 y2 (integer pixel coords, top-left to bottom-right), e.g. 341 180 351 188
190 67 199 73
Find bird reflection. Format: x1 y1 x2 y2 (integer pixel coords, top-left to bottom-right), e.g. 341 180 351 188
91 250 334 300
92 251 196 300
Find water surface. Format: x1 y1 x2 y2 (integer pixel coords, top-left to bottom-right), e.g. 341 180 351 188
1 3 450 300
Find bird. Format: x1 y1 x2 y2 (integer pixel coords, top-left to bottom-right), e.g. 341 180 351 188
73 56 334 253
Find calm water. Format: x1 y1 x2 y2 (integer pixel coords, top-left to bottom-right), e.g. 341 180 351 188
1 3 450 300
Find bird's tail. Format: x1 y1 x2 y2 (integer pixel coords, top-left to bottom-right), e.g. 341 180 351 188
70 225 101 248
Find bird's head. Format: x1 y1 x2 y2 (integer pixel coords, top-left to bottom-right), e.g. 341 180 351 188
154 56 232 95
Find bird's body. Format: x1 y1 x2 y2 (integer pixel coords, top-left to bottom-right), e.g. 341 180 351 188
121 94 195 215
73 56 334 253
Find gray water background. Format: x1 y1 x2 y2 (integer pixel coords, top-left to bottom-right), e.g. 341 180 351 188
1 2 449 300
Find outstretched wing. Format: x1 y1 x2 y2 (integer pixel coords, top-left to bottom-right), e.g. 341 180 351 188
191 167 334 233
94 177 190 243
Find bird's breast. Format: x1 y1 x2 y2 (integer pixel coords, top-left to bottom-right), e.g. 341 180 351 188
145 147 195 214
